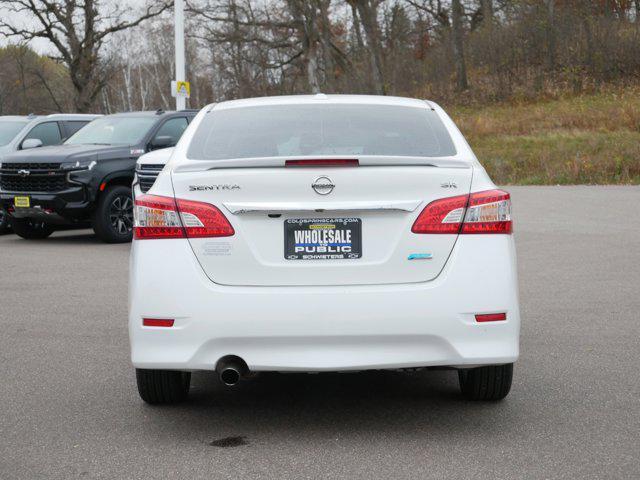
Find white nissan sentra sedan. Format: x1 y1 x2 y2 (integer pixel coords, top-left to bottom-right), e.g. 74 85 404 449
129 94 520 404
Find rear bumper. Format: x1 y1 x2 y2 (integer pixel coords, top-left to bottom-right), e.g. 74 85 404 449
129 235 520 371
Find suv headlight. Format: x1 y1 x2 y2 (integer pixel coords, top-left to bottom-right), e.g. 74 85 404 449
61 159 96 171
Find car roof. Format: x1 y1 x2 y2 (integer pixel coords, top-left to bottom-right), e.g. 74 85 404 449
0 114 100 122
0 115 36 122
211 94 432 111
106 110 198 119
40 114 101 120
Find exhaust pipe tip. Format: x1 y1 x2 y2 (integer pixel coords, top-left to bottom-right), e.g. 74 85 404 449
216 356 248 386
220 367 241 386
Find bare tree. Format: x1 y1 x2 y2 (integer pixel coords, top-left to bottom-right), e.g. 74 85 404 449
285 0 323 93
0 0 172 112
190 0 344 95
451 0 468 91
405 0 468 91
348 0 386 94
545 0 557 70
480 0 493 24
5 0 640 111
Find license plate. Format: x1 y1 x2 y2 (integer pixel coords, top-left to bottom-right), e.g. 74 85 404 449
14 196 30 208
285 218 362 260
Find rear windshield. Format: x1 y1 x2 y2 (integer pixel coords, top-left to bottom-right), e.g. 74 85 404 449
187 104 456 160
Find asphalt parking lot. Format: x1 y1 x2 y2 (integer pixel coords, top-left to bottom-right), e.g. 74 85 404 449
1 186 639 479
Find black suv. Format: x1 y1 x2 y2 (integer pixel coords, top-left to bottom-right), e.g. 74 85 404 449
0 110 197 242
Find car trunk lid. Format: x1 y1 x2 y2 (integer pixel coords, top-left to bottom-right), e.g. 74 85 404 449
170 161 472 286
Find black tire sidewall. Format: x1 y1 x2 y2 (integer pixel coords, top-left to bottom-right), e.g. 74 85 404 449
93 185 134 243
458 363 513 401
135 369 191 404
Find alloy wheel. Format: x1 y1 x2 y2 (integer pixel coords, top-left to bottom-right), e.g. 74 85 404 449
109 194 134 235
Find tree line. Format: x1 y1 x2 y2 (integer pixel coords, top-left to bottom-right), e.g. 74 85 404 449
1 0 639 114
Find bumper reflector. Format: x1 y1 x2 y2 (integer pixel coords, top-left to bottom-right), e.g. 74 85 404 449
142 318 175 327
475 313 507 323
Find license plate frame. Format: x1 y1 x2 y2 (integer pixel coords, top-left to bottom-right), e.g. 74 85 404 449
14 196 30 208
284 218 362 260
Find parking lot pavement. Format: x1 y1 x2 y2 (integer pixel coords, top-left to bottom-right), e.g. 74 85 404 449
1 186 639 479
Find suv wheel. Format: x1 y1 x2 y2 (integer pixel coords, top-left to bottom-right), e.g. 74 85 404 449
0 208 9 234
93 185 134 243
458 363 513 401
11 217 54 239
136 369 191 404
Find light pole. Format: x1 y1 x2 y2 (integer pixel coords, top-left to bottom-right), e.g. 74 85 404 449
174 0 186 110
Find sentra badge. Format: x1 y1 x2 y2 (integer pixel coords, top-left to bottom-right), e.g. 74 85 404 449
189 184 240 191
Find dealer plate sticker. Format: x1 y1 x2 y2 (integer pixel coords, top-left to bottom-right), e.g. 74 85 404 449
14 196 30 208
284 218 362 260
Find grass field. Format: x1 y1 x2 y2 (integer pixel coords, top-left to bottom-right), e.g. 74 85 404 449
450 88 640 184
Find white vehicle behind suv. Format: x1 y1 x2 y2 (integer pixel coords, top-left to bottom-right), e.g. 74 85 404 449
133 147 174 196
129 95 520 404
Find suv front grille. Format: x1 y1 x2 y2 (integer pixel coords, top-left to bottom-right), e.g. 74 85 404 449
136 164 164 193
0 163 69 193
2 162 62 171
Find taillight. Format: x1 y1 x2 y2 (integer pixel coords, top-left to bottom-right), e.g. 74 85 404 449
134 194 234 239
460 190 512 234
175 198 235 238
133 195 184 239
412 189 512 234
411 194 468 234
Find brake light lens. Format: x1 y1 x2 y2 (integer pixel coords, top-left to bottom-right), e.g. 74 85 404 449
285 159 359 167
134 194 234 239
461 190 512 234
134 195 184 239
412 189 512 234
411 194 468 234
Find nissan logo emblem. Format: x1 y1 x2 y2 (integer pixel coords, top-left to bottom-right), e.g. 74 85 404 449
311 176 335 195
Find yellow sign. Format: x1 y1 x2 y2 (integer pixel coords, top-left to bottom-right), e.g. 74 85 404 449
14 196 30 208
172 80 191 98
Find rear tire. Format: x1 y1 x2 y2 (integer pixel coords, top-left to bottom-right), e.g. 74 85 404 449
10 217 54 239
135 369 191 405
92 185 134 243
458 363 513 401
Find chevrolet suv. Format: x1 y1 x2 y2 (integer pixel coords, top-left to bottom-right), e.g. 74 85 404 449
0 113 99 233
0 110 197 242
